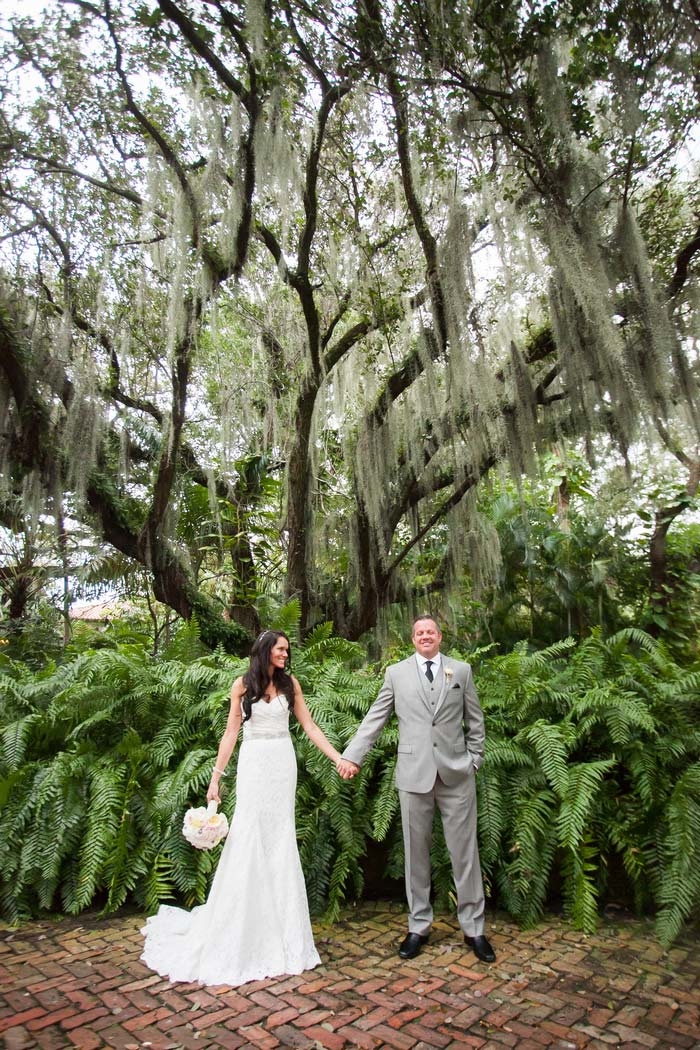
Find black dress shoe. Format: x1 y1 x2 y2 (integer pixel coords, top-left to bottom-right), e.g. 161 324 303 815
398 932 429 959
465 934 496 962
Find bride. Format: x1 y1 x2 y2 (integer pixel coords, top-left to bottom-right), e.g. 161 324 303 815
141 629 348 987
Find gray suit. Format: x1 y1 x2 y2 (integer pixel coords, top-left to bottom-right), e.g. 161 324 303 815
343 654 486 936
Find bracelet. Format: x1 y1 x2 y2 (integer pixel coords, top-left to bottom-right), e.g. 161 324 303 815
213 766 227 777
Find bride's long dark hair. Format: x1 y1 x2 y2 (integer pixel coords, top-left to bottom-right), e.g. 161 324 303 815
241 630 295 722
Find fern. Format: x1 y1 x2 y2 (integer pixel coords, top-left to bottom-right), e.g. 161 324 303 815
269 599 302 644
561 838 601 932
475 766 506 867
520 720 573 795
2 616 699 947
2 713 41 769
557 759 617 850
571 688 657 744
72 763 127 911
370 757 399 841
498 788 559 926
655 764 700 946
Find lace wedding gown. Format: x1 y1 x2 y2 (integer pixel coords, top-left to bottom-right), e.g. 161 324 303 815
141 695 321 986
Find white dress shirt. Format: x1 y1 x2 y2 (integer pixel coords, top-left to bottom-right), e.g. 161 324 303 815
415 653 441 678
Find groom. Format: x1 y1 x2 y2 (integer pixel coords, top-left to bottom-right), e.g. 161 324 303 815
338 614 495 963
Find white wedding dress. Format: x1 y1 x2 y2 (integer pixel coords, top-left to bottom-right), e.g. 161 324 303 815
141 695 321 986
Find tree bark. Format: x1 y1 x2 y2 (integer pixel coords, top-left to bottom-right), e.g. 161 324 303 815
648 458 700 634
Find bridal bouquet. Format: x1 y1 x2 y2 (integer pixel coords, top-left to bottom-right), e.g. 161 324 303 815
182 799 229 850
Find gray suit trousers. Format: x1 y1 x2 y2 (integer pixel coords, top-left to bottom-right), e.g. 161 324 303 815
399 771 485 937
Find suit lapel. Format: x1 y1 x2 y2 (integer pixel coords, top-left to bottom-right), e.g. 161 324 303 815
433 659 451 715
410 656 434 713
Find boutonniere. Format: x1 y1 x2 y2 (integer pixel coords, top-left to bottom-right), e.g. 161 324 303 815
444 668 454 682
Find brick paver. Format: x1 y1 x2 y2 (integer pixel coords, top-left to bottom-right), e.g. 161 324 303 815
1 902 698 1049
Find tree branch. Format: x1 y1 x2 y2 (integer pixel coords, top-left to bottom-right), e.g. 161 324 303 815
157 0 251 105
104 0 201 248
667 223 700 301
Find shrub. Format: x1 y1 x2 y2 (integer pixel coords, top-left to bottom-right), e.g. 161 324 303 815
1 617 698 945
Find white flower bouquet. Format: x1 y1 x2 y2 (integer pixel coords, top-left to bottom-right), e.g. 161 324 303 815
182 799 229 850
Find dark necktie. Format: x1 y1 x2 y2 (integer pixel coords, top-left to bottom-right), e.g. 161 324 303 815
424 660 434 683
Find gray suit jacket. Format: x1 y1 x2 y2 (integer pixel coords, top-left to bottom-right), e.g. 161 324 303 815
342 655 485 793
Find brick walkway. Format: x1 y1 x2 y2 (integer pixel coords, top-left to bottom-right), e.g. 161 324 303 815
1 902 698 1050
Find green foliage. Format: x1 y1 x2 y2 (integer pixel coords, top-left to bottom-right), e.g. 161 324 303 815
0 638 240 922
1 614 698 947
472 629 700 943
466 458 647 651
291 621 386 919
462 450 700 664
655 764 700 946
0 608 387 925
1 605 67 669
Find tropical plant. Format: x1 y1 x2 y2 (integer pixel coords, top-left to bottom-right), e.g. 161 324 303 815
0 622 240 921
469 629 700 945
0 609 387 922
1 612 698 946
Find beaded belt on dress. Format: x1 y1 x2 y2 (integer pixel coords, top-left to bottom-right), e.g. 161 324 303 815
243 728 288 740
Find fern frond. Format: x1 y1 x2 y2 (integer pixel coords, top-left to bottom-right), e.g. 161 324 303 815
519 720 573 794
605 628 659 659
557 759 616 850
369 759 399 841
571 689 656 745
270 599 302 643
476 768 506 867
498 788 559 926
561 838 600 932
484 737 534 770
71 763 128 912
655 764 700 946
2 713 41 770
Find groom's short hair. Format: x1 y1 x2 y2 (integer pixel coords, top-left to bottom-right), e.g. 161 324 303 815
412 613 440 629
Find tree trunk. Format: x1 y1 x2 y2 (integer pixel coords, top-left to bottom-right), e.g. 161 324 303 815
648 458 700 634
284 382 319 632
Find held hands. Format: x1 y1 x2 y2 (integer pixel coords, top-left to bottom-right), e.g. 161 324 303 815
335 758 360 780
